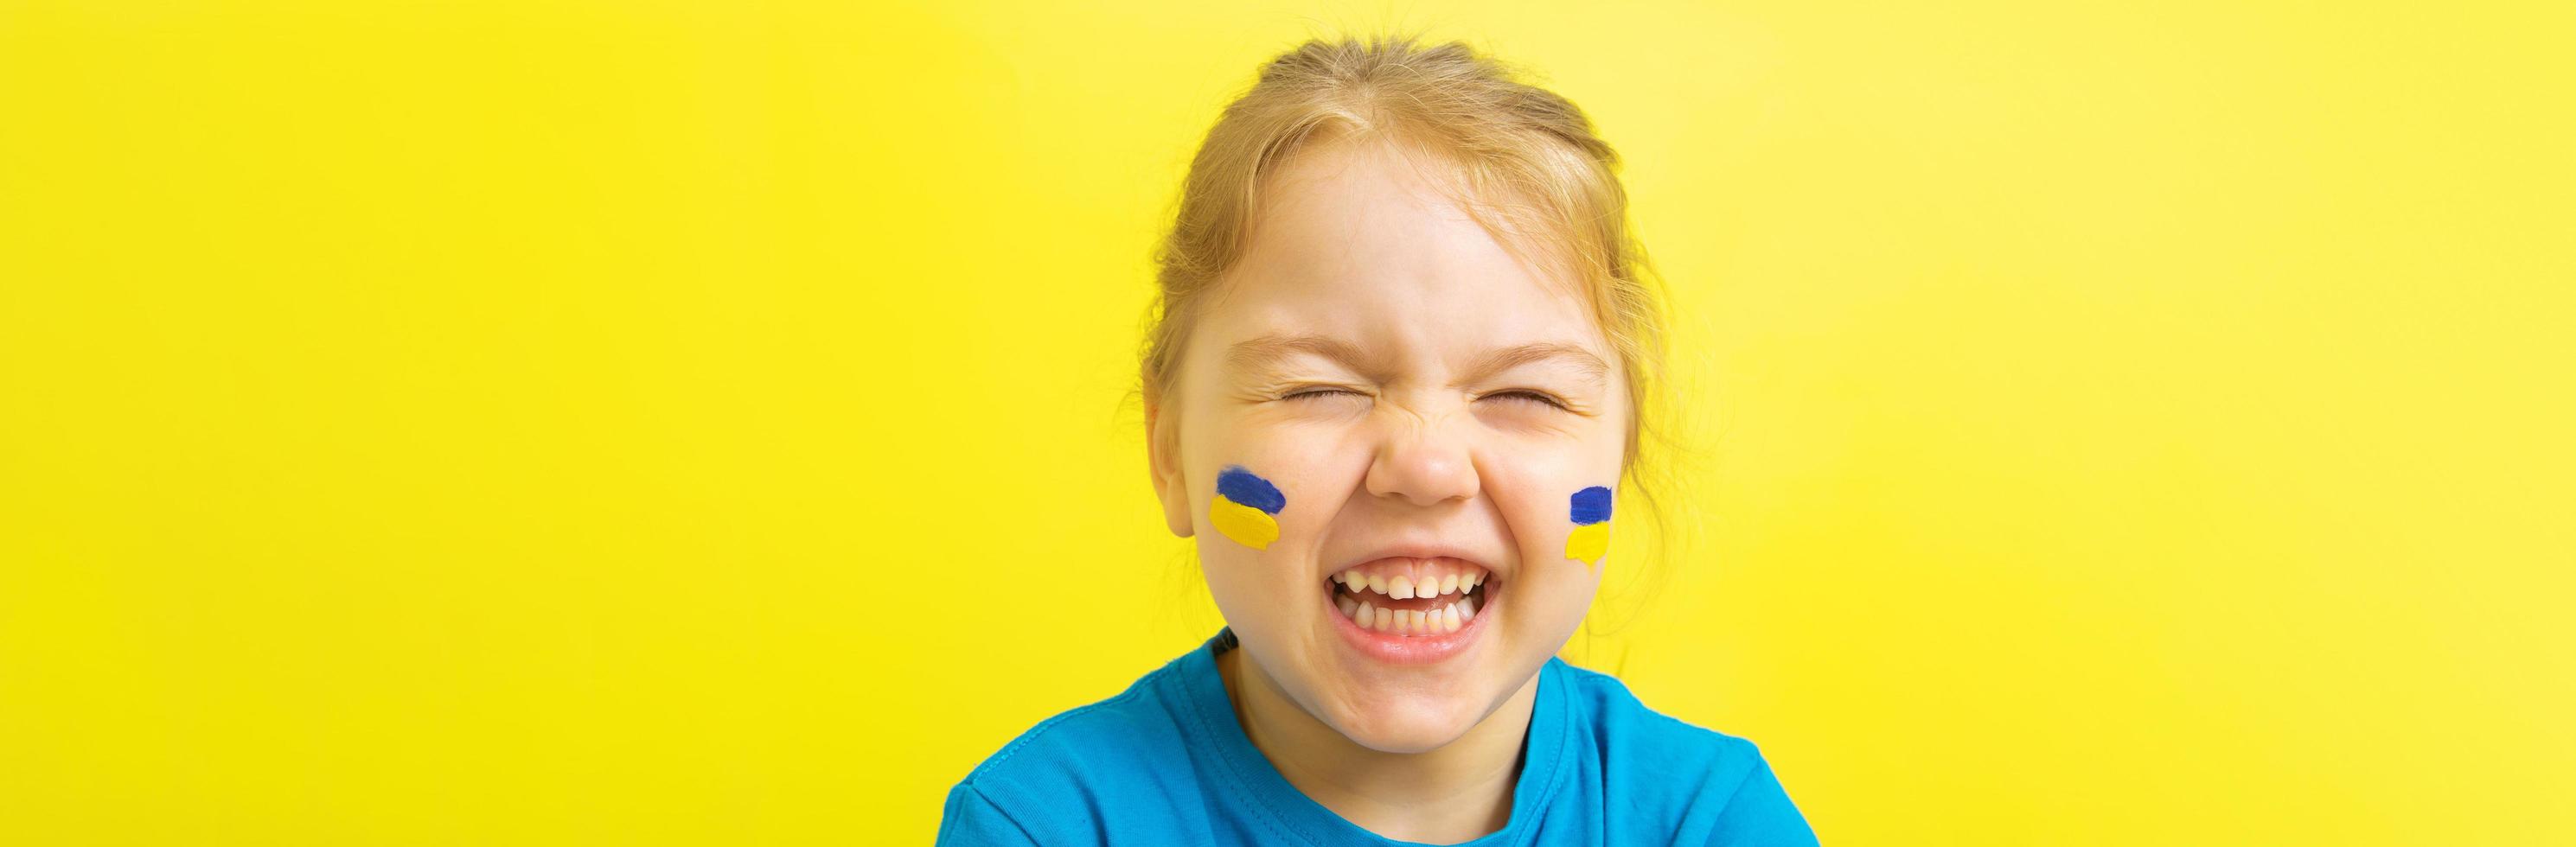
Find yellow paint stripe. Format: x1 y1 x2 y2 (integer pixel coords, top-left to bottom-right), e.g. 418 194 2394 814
1564 522 1610 565
1209 494 1280 551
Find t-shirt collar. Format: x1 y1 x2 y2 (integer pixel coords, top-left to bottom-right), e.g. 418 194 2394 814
1174 627 1570 847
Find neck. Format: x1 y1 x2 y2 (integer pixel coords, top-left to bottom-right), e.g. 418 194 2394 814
1217 646 1537 844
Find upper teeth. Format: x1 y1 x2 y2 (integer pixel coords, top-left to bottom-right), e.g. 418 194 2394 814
1336 568 1482 598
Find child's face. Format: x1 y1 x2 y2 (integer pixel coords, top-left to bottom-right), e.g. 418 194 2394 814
1151 138 1629 753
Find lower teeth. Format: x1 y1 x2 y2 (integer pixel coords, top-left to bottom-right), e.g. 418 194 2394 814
1333 587 1481 636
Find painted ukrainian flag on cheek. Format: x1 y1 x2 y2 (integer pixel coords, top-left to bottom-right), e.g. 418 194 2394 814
1565 486 1613 566
1210 466 1286 551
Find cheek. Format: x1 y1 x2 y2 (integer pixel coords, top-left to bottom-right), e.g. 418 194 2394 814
1514 497 1616 632
1486 450 1620 561
1563 485 1614 567
1489 482 1617 631
1207 465 1286 551
1188 426 1361 553
1192 457 1335 620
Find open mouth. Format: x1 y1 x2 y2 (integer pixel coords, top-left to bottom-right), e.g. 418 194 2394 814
1326 558 1493 636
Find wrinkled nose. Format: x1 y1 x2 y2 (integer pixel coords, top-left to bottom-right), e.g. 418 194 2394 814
1363 417 1480 507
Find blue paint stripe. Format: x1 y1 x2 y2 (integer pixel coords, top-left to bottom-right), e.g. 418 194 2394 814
1216 466 1286 514
1569 486 1614 525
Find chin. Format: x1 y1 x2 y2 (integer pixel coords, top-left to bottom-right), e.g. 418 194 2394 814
1322 691 1488 754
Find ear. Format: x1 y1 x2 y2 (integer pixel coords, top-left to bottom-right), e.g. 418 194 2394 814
1145 398 1195 538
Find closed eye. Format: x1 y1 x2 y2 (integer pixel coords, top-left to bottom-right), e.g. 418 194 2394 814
1282 386 1368 402
1480 390 1571 411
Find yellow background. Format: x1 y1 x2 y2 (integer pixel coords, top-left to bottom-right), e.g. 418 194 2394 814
3 1 2570 844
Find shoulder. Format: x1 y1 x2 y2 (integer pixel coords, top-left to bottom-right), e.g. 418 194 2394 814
1550 660 1818 844
953 659 1198 795
965 677 1183 779
1553 659 1764 771
939 654 1210 845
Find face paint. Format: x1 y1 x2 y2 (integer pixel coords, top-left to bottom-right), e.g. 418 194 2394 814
1211 465 1286 551
1565 485 1614 566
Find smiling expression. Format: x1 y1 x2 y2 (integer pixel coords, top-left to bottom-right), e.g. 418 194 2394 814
1148 137 1630 752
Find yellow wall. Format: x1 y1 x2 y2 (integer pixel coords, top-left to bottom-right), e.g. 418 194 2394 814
3 1 2570 844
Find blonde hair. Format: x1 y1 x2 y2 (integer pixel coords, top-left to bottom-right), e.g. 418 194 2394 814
1142 35 1675 544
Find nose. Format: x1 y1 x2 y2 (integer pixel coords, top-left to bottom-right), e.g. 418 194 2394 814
1363 414 1481 507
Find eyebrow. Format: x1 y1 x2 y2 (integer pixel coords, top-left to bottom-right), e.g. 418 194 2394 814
1225 333 1384 379
1462 341 1610 386
1224 333 1608 386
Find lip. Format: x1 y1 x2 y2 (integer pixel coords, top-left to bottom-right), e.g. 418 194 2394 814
1322 570 1498 666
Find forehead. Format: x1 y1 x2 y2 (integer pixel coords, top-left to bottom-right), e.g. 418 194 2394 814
1207 138 1602 358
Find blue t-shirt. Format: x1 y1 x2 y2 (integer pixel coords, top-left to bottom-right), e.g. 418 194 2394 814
939 630 1818 845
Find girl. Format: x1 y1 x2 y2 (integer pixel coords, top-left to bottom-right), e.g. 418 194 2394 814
941 35 1816 846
